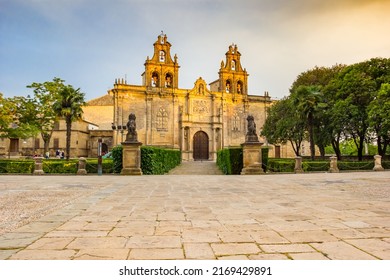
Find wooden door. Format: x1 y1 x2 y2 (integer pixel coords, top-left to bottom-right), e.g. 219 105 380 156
193 131 209 160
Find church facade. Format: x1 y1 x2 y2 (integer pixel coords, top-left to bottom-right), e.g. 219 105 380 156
105 33 272 161
3 34 300 160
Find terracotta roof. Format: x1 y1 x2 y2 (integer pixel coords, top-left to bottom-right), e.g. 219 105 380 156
86 94 114 106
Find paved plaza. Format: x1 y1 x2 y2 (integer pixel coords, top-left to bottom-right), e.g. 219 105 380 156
0 162 389 260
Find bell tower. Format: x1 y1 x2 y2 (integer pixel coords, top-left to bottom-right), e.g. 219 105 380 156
217 44 248 95
143 32 180 89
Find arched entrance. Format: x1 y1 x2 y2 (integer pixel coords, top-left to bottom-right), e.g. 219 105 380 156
193 131 209 160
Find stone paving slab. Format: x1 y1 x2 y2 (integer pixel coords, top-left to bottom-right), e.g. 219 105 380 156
0 171 389 260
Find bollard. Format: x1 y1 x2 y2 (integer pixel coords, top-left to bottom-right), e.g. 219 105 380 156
294 156 304 173
329 156 339 173
77 157 88 175
373 155 384 171
33 157 45 175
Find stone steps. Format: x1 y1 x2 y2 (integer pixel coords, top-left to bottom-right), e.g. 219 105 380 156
168 161 223 175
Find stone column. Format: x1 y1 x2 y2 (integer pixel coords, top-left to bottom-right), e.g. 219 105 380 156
77 157 87 175
241 142 264 175
121 142 142 175
33 157 45 175
294 156 304 173
329 156 339 173
373 155 384 171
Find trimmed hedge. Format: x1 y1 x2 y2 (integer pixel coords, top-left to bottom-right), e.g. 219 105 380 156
85 159 114 174
111 145 182 174
141 146 181 174
338 161 374 171
266 159 295 173
0 160 34 174
111 145 123 173
266 159 380 173
216 147 243 175
43 160 78 173
0 159 113 174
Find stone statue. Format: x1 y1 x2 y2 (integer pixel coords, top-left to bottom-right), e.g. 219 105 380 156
125 113 138 142
245 115 259 143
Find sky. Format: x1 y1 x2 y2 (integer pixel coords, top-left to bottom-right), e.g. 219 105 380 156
1 0 390 101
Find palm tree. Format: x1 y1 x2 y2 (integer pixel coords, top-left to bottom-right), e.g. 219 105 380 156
53 85 85 160
292 85 321 160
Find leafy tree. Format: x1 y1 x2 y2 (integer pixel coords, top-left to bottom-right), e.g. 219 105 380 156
261 97 306 156
53 85 85 160
290 65 345 93
290 65 345 159
368 83 390 156
330 58 390 160
27 77 66 154
0 94 39 139
0 93 14 138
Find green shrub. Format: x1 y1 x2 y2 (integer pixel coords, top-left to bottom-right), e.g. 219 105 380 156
111 145 123 173
140 146 181 174
42 160 78 173
216 147 243 175
383 161 390 169
85 159 114 174
338 161 374 171
302 160 329 172
267 159 295 173
0 160 34 174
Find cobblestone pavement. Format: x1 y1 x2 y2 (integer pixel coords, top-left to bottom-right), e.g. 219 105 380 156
0 169 389 260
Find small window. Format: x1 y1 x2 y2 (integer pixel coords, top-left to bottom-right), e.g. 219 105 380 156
151 72 159 87
237 81 243 94
165 73 173 87
231 60 236 70
34 138 40 149
53 138 59 149
159 51 165 62
225 80 231 93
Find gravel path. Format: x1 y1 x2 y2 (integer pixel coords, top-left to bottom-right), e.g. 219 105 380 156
0 178 106 235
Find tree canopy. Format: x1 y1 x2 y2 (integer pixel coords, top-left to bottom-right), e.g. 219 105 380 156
261 58 390 160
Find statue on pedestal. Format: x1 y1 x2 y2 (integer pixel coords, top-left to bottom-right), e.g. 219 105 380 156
245 115 259 143
125 113 138 143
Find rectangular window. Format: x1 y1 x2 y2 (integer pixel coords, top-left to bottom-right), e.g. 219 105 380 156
35 138 40 149
53 138 59 149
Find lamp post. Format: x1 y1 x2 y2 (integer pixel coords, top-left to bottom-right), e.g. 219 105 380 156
97 138 102 176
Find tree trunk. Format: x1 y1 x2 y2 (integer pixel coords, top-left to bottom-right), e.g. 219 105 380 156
308 113 315 160
331 136 342 161
357 136 364 161
41 130 53 155
66 116 72 160
318 144 325 159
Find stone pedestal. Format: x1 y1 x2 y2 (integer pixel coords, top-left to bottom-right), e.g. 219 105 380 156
33 157 45 175
294 156 304 173
121 141 142 175
241 142 264 175
77 157 87 175
329 156 339 173
373 155 384 171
